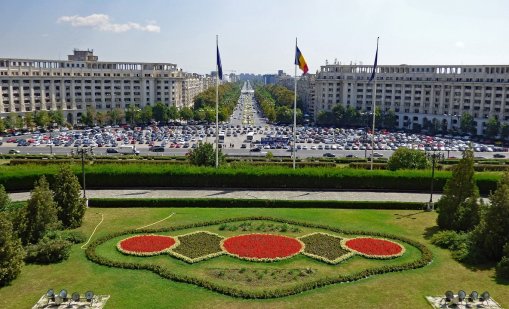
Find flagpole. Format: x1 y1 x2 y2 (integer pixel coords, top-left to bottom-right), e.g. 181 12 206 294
370 37 379 171
293 37 298 169
215 34 219 168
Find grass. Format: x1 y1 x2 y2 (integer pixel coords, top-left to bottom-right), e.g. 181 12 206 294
1 207 508 308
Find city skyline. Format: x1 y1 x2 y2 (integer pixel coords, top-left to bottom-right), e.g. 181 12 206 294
1 0 509 75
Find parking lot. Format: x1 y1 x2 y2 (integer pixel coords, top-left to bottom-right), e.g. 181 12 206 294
0 80 507 159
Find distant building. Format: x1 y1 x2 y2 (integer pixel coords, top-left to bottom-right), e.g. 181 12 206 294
0 49 209 124
315 63 509 135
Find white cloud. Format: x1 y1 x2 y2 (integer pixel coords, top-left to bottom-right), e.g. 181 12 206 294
57 14 160 33
455 41 465 48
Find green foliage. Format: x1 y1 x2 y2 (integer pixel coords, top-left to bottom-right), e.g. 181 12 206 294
107 108 124 125
193 83 240 122
168 105 179 120
430 230 471 261
0 185 11 211
141 105 153 123
187 143 224 167
497 255 509 279
179 107 194 121
387 147 430 171
25 237 71 264
254 85 302 124
472 172 509 260
53 165 86 228
485 116 501 138
0 118 5 132
152 102 169 123
460 113 476 135
436 150 481 232
45 229 87 244
0 213 25 287
21 176 60 245
49 109 65 126
34 110 50 128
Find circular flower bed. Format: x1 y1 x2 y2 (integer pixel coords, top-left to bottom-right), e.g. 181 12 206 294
221 234 304 261
117 235 177 256
342 237 405 259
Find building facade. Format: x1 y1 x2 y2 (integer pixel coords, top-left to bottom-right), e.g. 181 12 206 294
0 50 209 124
315 64 509 134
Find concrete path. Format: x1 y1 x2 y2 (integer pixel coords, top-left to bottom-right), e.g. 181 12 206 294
9 189 441 203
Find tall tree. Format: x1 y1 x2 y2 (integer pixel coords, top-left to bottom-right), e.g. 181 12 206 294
15 116 24 130
332 104 345 126
24 112 34 130
141 105 153 124
180 107 194 121
0 185 11 212
382 109 397 130
107 108 124 125
53 165 86 228
436 150 481 231
501 123 509 141
473 172 509 260
5 113 17 130
316 111 335 126
485 116 500 139
21 176 59 245
168 105 179 121
0 213 25 287
125 105 141 125
460 113 475 135
95 112 106 126
34 111 50 128
0 118 5 133
152 102 169 123
49 109 65 126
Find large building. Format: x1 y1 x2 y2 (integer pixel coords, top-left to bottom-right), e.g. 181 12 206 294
315 63 509 135
0 49 208 124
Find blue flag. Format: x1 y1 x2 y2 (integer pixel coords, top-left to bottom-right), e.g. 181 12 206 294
369 37 379 83
217 45 223 80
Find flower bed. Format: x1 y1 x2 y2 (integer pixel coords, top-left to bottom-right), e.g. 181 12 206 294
342 237 405 259
117 235 177 256
221 234 304 262
299 232 355 264
170 231 224 263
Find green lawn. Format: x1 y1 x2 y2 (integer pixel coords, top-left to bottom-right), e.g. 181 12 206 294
1 207 507 308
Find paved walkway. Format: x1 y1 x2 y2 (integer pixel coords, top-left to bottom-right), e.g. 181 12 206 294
9 189 441 203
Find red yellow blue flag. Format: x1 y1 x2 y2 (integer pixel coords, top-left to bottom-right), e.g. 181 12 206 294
295 46 308 75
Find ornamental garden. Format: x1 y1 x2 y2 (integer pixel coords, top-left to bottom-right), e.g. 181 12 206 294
88 217 428 298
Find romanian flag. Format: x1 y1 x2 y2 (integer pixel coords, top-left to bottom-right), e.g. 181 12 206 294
295 46 309 75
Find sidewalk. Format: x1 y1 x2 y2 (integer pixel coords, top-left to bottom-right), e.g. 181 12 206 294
9 189 441 203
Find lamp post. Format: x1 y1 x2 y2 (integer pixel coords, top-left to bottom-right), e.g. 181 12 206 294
76 146 88 201
426 151 444 211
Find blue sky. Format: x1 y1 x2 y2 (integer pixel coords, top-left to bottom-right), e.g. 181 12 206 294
1 0 509 74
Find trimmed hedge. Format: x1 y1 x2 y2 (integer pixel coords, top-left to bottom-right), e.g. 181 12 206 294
87 198 424 210
85 216 433 299
0 164 501 194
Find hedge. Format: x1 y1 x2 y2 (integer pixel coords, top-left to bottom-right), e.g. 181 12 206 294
85 216 433 299
0 164 501 194
87 198 424 210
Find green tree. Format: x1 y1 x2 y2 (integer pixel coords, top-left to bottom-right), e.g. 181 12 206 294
107 108 124 125
53 165 86 229
344 106 360 127
24 112 34 130
34 111 50 128
187 142 224 167
501 123 509 141
49 110 65 126
141 105 153 123
15 115 24 130
5 113 17 130
472 172 509 260
0 118 5 133
485 116 500 139
0 185 11 212
180 107 194 121
193 108 206 121
0 213 25 287
387 147 430 171
21 176 59 245
168 105 179 121
316 111 335 126
125 106 141 125
95 112 106 126
332 104 345 126
460 113 475 135
436 150 481 232
152 102 169 123
382 109 397 130
81 107 96 126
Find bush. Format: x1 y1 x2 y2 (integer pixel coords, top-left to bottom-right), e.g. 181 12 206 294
25 237 72 264
496 256 509 279
188 143 225 167
387 147 430 171
44 230 87 244
430 230 471 262
0 213 25 287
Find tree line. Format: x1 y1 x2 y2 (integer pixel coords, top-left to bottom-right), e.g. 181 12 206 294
254 85 303 124
0 110 66 132
0 165 87 286
315 104 397 130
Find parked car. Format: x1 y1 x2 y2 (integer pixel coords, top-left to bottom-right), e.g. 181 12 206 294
9 149 20 154
106 148 119 154
494 153 506 158
322 152 336 158
150 146 165 152
250 147 262 152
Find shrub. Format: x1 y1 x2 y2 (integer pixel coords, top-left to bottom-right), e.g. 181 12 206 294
53 164 86 228
0 184 10 211
45 230 87 244
496 256 509 279
430 230 471 262
0 213 25 287
25 237 72 264
188 142 225 167
387 147 430 171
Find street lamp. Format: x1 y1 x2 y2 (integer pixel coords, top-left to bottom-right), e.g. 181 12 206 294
75 146 89 203
425 150 444 211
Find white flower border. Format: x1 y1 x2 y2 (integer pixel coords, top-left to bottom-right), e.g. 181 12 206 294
220 233 306 262
340 236 406 259
117 234 179 257
168 231 225 263
298 232 356 264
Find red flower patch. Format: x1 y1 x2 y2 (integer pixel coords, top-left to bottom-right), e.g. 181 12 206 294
222 234 304 261
118 235 176 256
343 237 404 258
